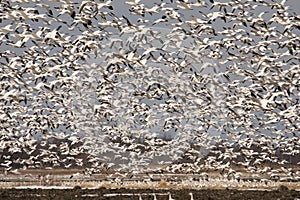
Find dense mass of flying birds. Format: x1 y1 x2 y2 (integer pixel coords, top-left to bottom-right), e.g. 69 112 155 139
0 0 300 180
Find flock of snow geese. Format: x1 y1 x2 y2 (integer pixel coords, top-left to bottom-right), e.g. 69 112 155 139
0 0 300 182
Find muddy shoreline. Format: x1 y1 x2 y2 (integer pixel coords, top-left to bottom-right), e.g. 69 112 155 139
0 187 300 200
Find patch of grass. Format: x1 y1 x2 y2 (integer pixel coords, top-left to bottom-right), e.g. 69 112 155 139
158 180 168 188
100 182 120 189
80 183 94 188
51 182 62 186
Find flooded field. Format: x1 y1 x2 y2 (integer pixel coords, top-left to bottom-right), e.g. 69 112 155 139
1 170 300 200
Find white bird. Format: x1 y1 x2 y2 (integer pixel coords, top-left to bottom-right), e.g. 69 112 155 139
152 193 157 200
189 193 194 200
168 192 175 200
138 194 143 200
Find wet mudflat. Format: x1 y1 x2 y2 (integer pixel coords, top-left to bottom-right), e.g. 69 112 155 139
0 187 300 200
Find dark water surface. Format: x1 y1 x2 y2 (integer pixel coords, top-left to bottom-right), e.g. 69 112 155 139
1 187 300 200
